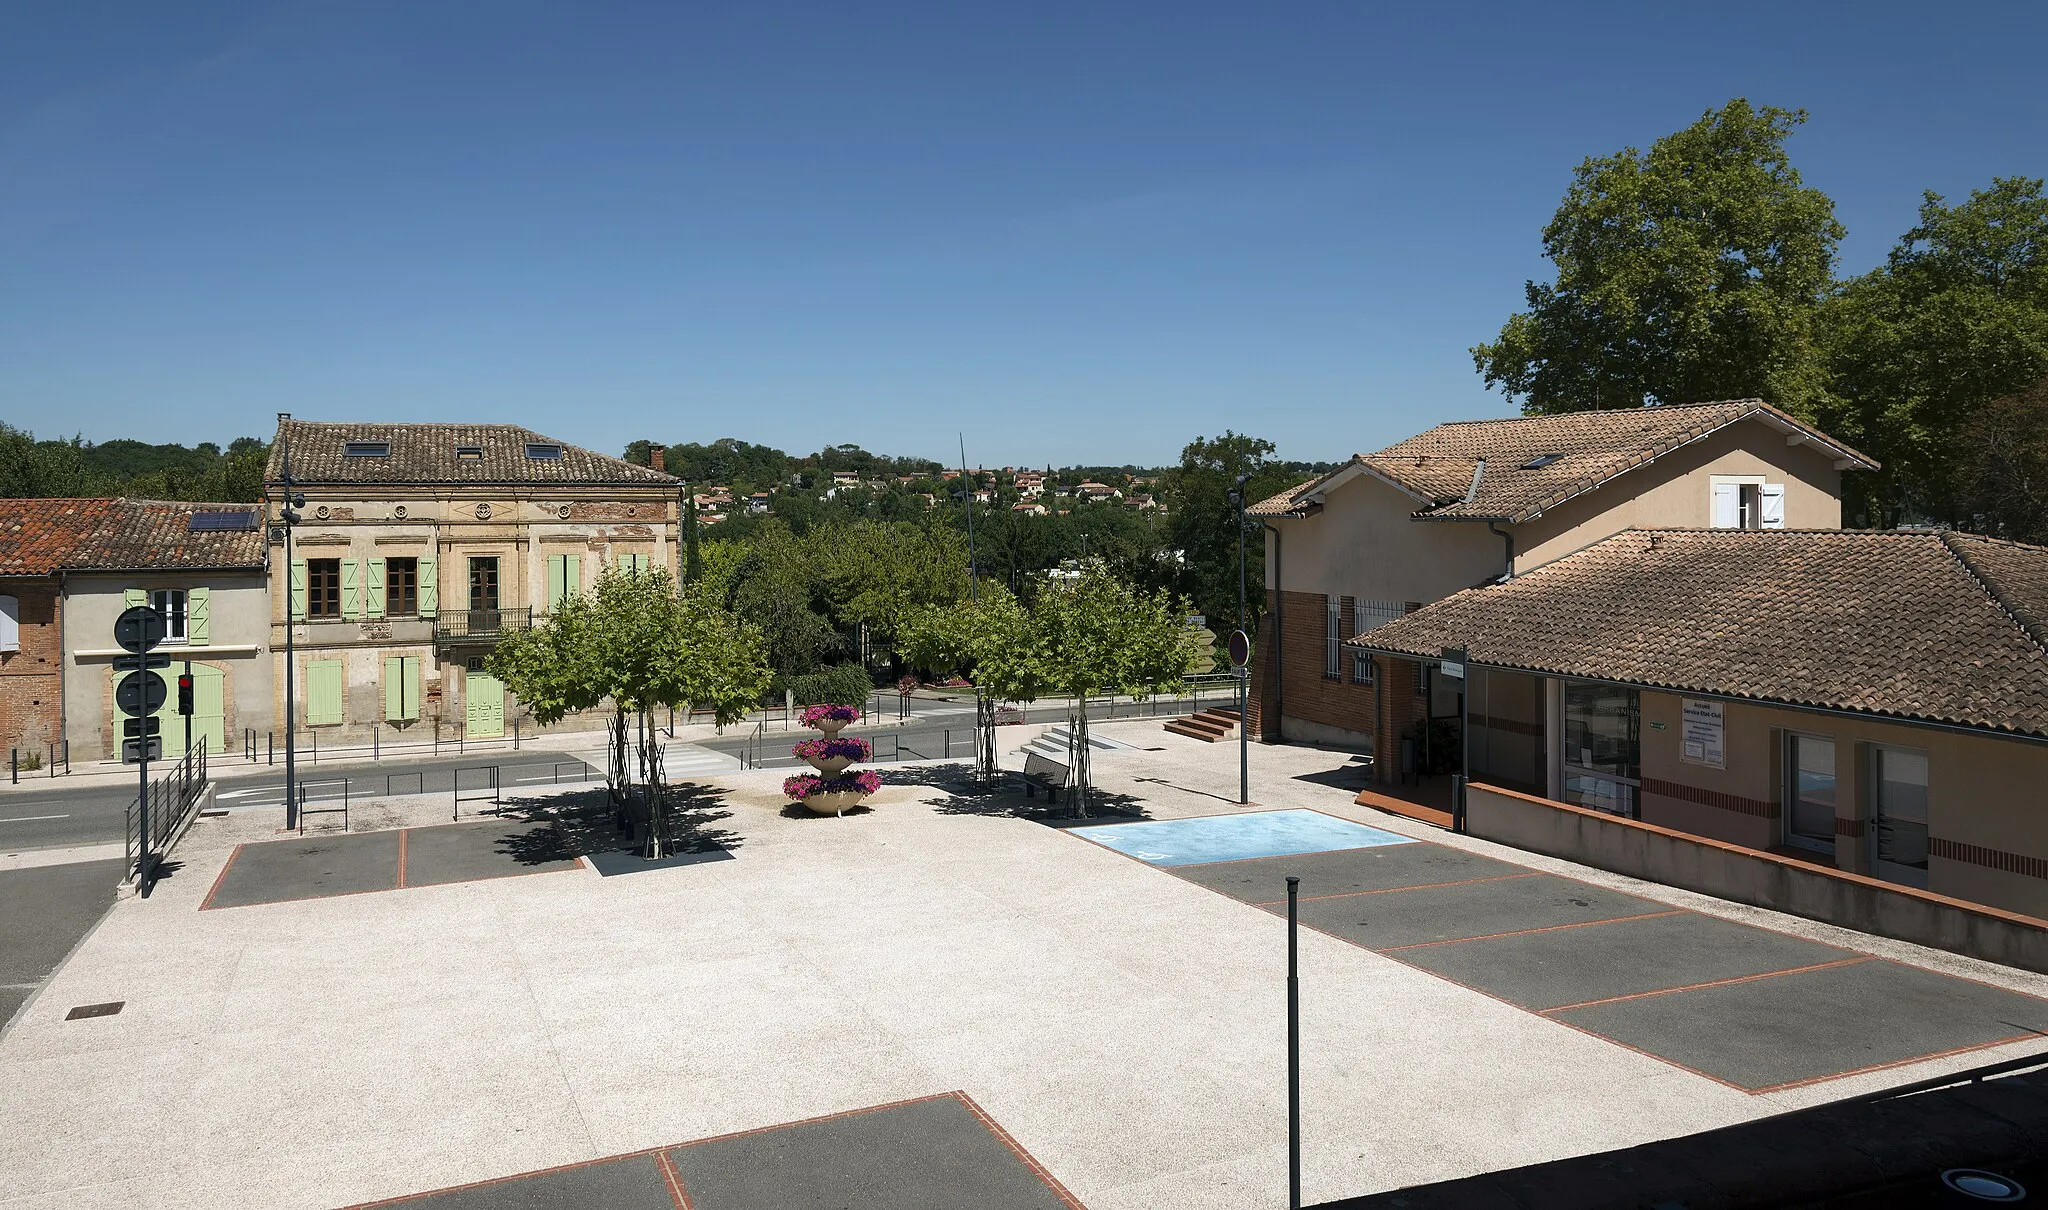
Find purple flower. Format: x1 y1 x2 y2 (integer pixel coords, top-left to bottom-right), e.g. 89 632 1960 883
782 770 883 800
799 704 861 728
793 736 872 761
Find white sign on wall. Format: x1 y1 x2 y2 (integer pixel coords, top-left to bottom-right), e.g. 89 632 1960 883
1680 699 1725 769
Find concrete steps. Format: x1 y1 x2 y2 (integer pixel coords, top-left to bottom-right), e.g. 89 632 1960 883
1164 707 1241 743
1018 725 1136 761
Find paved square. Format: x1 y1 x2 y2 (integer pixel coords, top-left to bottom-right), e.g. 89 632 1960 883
344 1095 1079 1210
202 820 582 909
1137 808 2048 1092
1075 807 1414 866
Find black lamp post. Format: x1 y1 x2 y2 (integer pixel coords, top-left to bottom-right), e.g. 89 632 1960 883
1228 472 1252 806
276 415 305 830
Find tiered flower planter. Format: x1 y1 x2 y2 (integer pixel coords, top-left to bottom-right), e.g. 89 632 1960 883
784 704 881 816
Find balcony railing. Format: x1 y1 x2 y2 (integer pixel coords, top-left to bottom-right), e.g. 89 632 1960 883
433 607 532 642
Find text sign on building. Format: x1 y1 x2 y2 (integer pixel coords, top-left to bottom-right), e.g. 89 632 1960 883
1680 699 1725 769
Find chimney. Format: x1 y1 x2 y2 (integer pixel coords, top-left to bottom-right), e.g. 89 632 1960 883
649 444 666 472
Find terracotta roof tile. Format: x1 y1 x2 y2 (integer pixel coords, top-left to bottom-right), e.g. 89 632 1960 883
265 421 676 487
1251 400 1877 522
0 498 120 577
1349 529 2048 740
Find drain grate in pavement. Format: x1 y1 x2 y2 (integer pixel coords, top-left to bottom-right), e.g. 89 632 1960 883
65 1001 123 1020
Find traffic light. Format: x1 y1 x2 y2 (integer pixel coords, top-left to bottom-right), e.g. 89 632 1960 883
177 673 194 717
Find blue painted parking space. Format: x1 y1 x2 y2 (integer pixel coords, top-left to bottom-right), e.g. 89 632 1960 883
1075 808 1416 867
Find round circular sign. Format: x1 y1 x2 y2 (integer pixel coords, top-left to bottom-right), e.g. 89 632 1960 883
1226 629 1252 668
114 605 166 654
116 670 168 717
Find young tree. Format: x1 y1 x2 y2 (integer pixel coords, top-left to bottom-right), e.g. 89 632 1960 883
490 565 770 857
1473 100 1842 417
1958 377 2048 544
1159 431 1299 637
902 566 1202 814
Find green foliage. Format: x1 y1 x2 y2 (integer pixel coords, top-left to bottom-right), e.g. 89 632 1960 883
488 564 771 728
1159 431 1305 636
1958 376 2048 543
0 424 268 501
727 518 846 677
902 565 1202 703
1473 100 1842 416
778 663 876 707
1820 178 2048 524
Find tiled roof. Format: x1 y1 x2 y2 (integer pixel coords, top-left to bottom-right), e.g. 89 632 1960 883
0 498 119 576
265 421 677 487
0 499 266 576
1348 529 2048 740
1249 400 1877 522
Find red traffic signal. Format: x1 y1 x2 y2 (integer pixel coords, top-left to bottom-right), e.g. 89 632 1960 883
177 674 194 716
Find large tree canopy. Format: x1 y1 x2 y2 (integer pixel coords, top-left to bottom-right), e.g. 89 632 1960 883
1820 178 2048 524
1473 100 1842 417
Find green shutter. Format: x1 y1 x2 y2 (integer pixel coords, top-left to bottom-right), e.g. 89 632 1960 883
341 559 362 620
566 554 580 601
546 554 566 611
418 558 437 618
290 560 307 621
383 656 419 721
187 587 210 645
125 588 146 609
366 559 385 619
306 659 343 725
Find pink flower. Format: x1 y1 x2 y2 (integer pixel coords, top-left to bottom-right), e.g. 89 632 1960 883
793 736 872 761
799 704 861 728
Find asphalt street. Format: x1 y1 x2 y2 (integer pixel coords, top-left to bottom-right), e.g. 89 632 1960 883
0 858 123 1034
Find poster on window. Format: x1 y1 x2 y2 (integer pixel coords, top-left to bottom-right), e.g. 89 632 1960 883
1681 699 1725 768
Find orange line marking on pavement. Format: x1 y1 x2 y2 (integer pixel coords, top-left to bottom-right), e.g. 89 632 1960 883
657 1150 694 1209
197 843 246 911
395 828 408 890
1379 908 1688 952
1541 956 1872 1014
953 1090 1089 1210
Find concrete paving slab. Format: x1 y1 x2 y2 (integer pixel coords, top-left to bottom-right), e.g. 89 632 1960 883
667 1094 1078 1210
1074 808 1413 866
346 1155 675 1209
1394 910 1853 1010
1552 959 2048 1091
400 820 581 887
201 830 402 909
1172 843 1529 906
1292 871 1668 951
0 859 120 1033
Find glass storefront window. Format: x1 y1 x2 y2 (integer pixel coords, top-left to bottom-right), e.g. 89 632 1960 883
1872 746 1929 887
1785 734 1836 853
1562 681 1639 817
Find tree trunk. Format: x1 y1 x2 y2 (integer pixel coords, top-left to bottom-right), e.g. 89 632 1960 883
1070 698 1091 818
975 688 997 782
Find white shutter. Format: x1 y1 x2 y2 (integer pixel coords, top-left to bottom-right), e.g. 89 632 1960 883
0 595 17 652
1760 484 1786 529
1710 483 1740 528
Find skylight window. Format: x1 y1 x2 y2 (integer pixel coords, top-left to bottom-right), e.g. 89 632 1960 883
344 441 391 458
455 445 484 462
525 443 563 460
1520 453 1566 470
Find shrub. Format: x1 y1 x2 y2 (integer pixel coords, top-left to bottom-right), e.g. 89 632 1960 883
784 662 875 707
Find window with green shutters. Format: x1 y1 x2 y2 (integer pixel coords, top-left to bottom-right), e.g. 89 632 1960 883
617 552 649 575
306 659 344 725
341 559 363 619
418 558 438 618
383 656 421 721
366 559 385 619
546 553 582 611
187 586 210 645
289 560 308 621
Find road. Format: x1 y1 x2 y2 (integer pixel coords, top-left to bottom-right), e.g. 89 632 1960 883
0 693 1213 853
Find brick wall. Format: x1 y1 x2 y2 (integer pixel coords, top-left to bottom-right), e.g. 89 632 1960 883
1247 589 1377 746
0 578 63 754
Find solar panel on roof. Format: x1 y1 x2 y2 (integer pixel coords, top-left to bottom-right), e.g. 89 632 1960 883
188 510 258 532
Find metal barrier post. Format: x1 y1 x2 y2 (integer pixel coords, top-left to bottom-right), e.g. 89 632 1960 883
373 726 379 761
10 749 15 784
944 729 950 758
268 732 274 765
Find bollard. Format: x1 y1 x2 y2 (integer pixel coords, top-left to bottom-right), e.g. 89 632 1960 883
373 726 379 761
268 731 274 765
9 748 15 784
944 728 950 758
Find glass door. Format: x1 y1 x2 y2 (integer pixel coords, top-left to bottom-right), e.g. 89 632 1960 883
1784 734 1836 854
1871 746 1929 888
468 557 500 632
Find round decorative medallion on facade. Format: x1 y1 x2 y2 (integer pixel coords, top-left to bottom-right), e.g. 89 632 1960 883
558 504 572 519
315 505 330 520
393 505 408 520
476 503 492 520
625 505 636 517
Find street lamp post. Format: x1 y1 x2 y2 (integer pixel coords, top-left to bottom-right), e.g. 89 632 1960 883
277 416 305 830
1229 472 1252 806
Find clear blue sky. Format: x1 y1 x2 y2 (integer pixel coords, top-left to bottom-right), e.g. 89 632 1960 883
3 2 2043 468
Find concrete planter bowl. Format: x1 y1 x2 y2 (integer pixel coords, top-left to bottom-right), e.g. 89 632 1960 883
800 788 870 816
805 756 854 777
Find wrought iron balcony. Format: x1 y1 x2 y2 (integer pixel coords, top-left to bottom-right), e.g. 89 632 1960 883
433 607 532 643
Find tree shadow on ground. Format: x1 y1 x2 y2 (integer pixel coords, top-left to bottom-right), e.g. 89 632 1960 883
492 820 582 866
779 802 875 819
536 784 743 857
879 763 1152 824
1292 758 1375 792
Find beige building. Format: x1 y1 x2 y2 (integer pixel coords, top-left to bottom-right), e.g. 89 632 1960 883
264 419 683 747
1350 529 2048 919
1246 399 1876 754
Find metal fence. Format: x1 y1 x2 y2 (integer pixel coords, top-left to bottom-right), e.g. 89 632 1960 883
453 765 503 820
126 737 209 893
9 741 67 781
297 778 351 834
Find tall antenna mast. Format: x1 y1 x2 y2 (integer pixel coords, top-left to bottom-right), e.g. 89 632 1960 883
959 432 977 603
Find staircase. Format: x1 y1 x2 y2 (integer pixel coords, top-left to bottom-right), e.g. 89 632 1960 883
1164 707 1241 743
1019 725 1135 761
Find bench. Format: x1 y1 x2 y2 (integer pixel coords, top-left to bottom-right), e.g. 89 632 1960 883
1018 753 1072 805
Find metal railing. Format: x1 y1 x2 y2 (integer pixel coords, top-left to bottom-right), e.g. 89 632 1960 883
737 719 766 769
297 778 351 834
433 607 532 642
9 741 67 781
453 765 502 819
126 737 208 891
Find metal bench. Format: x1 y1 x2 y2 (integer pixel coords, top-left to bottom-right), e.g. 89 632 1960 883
1018 753 1072 805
